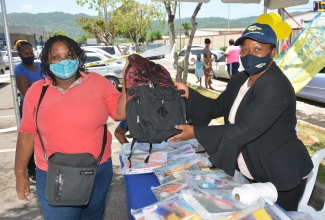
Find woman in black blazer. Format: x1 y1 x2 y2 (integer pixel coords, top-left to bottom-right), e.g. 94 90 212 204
169 23 313 211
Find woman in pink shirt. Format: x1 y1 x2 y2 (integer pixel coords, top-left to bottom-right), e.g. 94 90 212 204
224 39 241 78
14 35 126 219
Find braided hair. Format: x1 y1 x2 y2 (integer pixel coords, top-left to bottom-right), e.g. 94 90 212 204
40 35 87 85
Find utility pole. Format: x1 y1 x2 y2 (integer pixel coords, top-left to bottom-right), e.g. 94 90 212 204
179 2 181 50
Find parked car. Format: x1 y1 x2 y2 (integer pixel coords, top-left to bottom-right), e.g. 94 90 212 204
296 67 325 104
212 54 244 80
85 52 125 68
85 52 124 89
33 46 43 59
86 45 123 57
2 50 21 69
178 47 224 70
83 47 124 63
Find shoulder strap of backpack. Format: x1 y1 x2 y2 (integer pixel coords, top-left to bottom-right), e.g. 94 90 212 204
127 139 153 168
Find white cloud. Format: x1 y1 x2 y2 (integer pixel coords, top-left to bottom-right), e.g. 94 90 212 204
22 4 33 11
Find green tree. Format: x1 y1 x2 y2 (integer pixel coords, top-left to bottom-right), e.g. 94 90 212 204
161 1 177 47
176 3 203 83
76 35 88 45
49 30 68 37
113 0 162 52
182 22 191 37
76 17 118 45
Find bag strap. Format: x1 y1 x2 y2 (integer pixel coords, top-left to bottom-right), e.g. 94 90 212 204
35 85 107 164
35 86 49 160
127 139 152 168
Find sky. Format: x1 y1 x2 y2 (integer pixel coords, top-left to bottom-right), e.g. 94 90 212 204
2 0 315 19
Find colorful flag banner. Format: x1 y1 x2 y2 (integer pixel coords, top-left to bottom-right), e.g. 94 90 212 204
276 12 325 93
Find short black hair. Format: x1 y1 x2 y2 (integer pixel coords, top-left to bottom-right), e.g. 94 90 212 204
40 35 87 85
229 39 234 45
204 38 211 44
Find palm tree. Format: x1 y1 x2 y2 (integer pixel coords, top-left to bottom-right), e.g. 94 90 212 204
182 22 192 37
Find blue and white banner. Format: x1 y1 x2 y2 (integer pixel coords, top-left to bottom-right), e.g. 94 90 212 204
276 12 325 93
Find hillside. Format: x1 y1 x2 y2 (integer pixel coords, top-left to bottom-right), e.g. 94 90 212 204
0 11 303 40
0 12 96 39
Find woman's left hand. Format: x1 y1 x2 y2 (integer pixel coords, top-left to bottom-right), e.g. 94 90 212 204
168 125 195 142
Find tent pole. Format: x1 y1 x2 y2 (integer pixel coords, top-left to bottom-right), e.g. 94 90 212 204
1 0 21 127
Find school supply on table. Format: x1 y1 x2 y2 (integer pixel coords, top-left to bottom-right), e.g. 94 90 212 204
151 178 189 201
131 196 202 220
182 170 250 192
121 151 168 174
124 54 187 167
153 157 201 184
181 190 247 220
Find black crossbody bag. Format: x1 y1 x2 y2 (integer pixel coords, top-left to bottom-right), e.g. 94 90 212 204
35 85 107 206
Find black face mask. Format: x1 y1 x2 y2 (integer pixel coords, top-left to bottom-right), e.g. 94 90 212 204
21 56 35 65
240 52 273 76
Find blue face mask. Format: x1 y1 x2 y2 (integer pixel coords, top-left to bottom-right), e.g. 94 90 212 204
240 53 273 76
50 58 79 79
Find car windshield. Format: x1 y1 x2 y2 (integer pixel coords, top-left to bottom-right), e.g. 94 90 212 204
191 49 203 55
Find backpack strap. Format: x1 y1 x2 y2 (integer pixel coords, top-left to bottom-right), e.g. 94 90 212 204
127 140 153 168
127 138 137 168
144 143 153 164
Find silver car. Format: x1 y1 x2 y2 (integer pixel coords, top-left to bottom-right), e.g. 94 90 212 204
2 50 21 70
178 47 224 71
213 54 244 79
296 67 325 104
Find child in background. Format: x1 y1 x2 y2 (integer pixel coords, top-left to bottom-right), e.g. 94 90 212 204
190 54 204 89
203 53 214 90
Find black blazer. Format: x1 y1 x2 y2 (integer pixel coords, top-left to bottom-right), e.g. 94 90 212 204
185 62 313 191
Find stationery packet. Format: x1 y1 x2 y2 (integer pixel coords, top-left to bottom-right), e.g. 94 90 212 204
182 170 250 191
151 178 188 201
153 157 201 184
131 195 202 220
181 189 247 220
121 151 168 174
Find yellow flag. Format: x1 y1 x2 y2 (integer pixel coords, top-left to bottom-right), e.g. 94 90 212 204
276 13 325 93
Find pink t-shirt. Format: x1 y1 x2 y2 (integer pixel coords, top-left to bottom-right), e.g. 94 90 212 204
225 45 241 64
18 71 121 171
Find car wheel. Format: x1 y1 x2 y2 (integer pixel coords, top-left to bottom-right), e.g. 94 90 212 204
106 76 119 89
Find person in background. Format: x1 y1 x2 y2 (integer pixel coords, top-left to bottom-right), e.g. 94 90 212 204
189 54 204 89
224 39 241 79
114 120 129 145
202 38 214 90
203 53 214 90
281 39 290 54
14 41 45 184
14 35 126 219
169 23 313 211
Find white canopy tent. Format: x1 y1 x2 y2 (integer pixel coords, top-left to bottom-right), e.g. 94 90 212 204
221 0 309 13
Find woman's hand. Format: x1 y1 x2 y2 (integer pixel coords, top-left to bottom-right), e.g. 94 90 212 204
174 82 189 99
16 173 30 201
168 125 195 142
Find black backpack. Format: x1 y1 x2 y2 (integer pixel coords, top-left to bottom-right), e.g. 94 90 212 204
124 54 187 166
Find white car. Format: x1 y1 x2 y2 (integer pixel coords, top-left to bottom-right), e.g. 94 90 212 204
213 54 244 80
1 50 21 70
85 52 125 68
85 52 125 89
33 46 43 59
178 47 224 70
